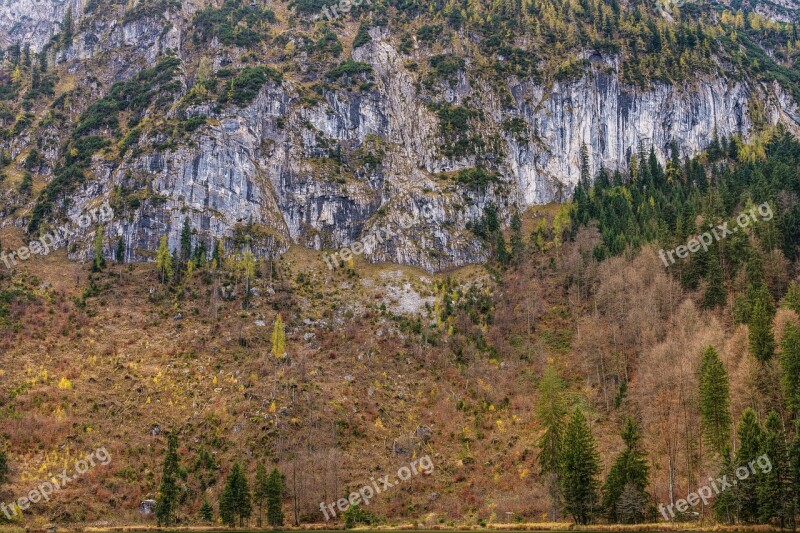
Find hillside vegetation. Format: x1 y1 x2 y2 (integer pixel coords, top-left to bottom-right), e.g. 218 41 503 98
0 130 798 529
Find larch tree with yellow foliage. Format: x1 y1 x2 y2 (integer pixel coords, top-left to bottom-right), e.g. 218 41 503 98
271 314 286 359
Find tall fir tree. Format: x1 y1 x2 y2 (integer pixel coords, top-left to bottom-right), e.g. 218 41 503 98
266 467 284 526
253 462 269 527
115 236 125 263
199 498 213 522
698 346 732 455
220 463 252 526
561 407 600 525
780 323 800 418
702 246 726 309
749 289 775 363
61 7 73 47
180 218 192 263
155 433 181 526
536 365 566 520
712 445 737 524
601 417 650 523
790 421 800 527
782 281 800 315
758 411 790 526
736 408 764 523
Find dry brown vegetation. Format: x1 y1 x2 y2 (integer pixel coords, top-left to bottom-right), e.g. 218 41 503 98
0 205 797 529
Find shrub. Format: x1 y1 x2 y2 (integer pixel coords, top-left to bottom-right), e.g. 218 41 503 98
223 66 282 107
325 60 373 81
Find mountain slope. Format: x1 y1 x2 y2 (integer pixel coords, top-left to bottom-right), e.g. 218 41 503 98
0 0 798 271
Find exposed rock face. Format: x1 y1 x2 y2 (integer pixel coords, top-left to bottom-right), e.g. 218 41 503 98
0 0 82 51
5 8 799 272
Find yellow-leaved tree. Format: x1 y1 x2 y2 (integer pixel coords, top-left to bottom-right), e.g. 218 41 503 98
156 235 173 283
271 314 286 359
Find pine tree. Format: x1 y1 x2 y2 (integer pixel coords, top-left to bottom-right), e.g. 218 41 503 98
495 232 510 266
61 6 73 47
156 235 173 284
200 498 213 522
537 365 566 521
749 289 775 363
561 407 600 525
698 346 732 455
212 240 223 269
0 446 8 484
271 314 286 359
266 467 284 526
602 417 649 523
155 433 181 526
713 445 737 524
790 422 800 525
702 246 726 308
781 323 800 418
220 463 252 526
783 281 800 315
91 227 106 272
253 463 269 526
115 236 125 263
180 218 192 263
758 411 789 526
736 408 764 523
579 142 590 187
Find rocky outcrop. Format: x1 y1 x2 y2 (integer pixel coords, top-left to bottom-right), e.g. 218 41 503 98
7 6 799 272
0 0 82 52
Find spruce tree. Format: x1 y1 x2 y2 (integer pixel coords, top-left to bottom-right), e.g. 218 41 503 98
749 289 775 363
537 365 566 521
266 467 284 526
790 422 800 526
253 462 269 526
155 433 181 526
0 446 8 484
115 236 125 263
781 323 800 418
61 7 73 47
758 411 789 526
702 247 726 309
495 232 510 266
736 408 764 523
698 346 732 455
602 417 650 523
782 281 800 315
212 239 223 269
712 445 737 524
561 407 600 525
180 218 192 263
200 498 213 522
220 463 252 526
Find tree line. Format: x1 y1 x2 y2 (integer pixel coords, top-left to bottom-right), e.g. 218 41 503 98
154 433 285 527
